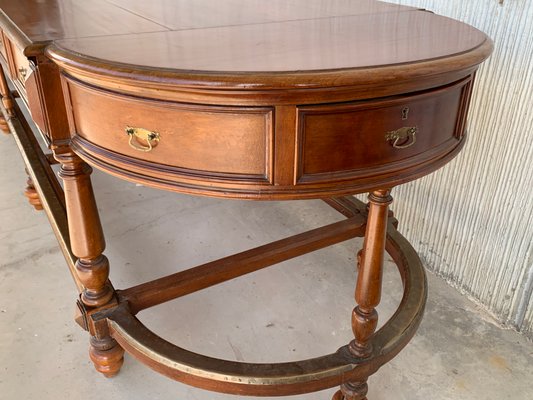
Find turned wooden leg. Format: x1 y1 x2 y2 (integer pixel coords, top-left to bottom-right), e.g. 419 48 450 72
89 335 125 378
334 189 392 400
23 170 43 211
333 381 369 400
0 115 8 133
55 149 124 377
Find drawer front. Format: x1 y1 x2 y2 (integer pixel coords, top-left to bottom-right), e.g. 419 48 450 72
296 78 472 183
11 43 30 88
65 80 273 182
0 30 7 61
1 33 50 141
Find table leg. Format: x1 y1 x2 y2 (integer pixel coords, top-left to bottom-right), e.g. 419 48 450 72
0 114 8 133
23 174 43 210
55 148 124 377
334 189 392 400
0 63 13 133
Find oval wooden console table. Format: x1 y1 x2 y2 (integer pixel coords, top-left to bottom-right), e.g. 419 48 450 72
0 1 491 399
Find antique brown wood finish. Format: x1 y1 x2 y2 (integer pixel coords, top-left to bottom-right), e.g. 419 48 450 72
23 174 43 210
351 191 393 358
0 1 492 399
337 190 393 400
54 146 124 376
0 114 7 132
0 62 13 120
0 29 7 61
11 43 30 88
64 80 274 182
53 72 478 199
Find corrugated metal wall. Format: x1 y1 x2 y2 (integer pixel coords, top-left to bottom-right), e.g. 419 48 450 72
382 0 533 337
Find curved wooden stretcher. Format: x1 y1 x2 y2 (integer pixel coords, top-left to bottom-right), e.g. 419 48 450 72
104 210 427 396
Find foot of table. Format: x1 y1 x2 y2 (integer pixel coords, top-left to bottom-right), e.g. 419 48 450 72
89 336 125 378
23 175 43 210
0 115 9 133
332 381 368 400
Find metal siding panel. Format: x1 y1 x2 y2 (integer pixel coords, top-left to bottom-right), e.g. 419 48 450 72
383 0 533 338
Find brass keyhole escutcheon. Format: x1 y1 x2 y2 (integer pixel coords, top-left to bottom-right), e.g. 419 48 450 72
385 126 417 149
401 107 409 120
125 126 160 152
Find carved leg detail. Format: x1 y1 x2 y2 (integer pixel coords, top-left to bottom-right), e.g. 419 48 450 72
76 256 113 307
338 189 392 397
23 175 44 210
0 114 9 133
332 381 369 400
89 336 125 378
55 149 124 377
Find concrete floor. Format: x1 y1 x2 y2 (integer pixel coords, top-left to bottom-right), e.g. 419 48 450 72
1 131 532 400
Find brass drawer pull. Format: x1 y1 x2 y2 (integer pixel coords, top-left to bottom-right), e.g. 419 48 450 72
125 126 160 152
385 126 417 149
18 66 27 80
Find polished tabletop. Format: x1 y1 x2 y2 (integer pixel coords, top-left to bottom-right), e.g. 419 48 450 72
1 0 415 42
2 0 489 76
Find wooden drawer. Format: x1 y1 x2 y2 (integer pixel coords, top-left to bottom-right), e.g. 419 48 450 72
0 33 50 137
64 80 274 183
0 30 7 61
2 34 31 92
60 70 473 199
296 78 472 183
11 42 30 88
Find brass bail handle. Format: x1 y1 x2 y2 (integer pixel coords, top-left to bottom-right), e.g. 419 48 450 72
18 67 27 80
385 126 417 149
125 126 160 152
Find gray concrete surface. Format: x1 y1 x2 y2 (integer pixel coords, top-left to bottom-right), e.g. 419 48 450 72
1 132 531 400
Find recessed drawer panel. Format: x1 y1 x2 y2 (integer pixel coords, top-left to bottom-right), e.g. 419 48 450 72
11 43 30 89
1 34 49 140
296 78 471 183
65 80 273 182
0 31 7 61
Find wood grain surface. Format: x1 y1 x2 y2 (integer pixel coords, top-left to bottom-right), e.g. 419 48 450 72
52 10 486 74
0 0 415 45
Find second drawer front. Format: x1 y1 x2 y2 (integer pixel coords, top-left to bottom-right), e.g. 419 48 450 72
65 80 273 182
296 78 471 183
0 31 7 61
11 43 30 88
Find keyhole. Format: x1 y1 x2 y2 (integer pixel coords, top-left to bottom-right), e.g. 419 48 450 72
402 107 409 120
